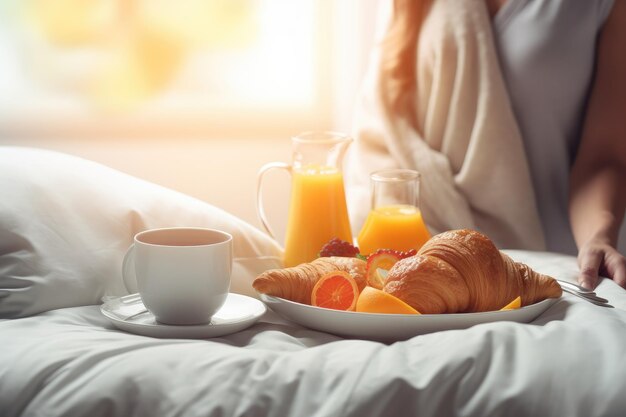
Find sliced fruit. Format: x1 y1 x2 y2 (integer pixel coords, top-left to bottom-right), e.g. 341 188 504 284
500 296 522 311
366 251 402 289
356 286 420 314
396 249 418 259
311 271 359 311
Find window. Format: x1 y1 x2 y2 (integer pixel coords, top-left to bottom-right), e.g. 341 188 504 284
0 0 337 138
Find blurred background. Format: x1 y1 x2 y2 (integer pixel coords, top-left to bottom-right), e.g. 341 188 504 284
0 0 381 242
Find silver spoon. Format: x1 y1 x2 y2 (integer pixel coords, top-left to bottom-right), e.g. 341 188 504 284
556 279 596 294
559 286 612 307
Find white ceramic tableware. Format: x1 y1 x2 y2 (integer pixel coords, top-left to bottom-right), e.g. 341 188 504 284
123 227 232 325
259 294 559 341
101 293 266 338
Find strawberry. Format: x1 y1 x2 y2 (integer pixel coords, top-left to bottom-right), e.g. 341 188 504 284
366 251 401 289
365 248 418 289
396 249 418 259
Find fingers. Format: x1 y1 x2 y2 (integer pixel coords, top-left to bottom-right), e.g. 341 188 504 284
604 251 626 289
577 249 603 290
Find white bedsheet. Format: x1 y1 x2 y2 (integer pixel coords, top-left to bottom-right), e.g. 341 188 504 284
1 251 626 417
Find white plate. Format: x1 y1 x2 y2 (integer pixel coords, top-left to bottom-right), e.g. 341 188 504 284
101 293 266 339
259 293 559 341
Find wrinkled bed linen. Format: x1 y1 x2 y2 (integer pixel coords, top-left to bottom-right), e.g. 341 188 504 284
1 253 626 417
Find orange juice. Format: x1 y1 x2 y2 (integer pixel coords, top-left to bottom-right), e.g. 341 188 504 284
283 164 353 267
357 204 430 256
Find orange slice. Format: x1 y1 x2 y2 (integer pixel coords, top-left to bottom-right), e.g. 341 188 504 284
311 271 359 311
500 296 522 311
356 286 420 314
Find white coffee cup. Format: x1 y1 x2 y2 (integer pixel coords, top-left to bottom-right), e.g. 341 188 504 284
122 227 232 325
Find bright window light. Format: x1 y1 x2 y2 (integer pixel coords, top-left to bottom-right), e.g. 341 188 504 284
0 0 325 137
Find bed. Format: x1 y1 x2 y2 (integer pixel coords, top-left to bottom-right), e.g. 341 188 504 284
2 147 626 417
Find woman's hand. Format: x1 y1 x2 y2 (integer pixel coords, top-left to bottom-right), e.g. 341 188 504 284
569 1 626 292
578 239 626 290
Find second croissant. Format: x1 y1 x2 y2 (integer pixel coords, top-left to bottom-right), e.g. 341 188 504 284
384 229 562 313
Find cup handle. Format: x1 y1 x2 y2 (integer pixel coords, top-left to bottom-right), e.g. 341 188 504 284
121 244 138 294
256 161 291 242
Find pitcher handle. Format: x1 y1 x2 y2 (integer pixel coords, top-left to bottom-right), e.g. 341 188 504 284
256 161 291 241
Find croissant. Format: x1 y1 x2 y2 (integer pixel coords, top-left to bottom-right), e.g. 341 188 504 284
253 257 367 304
384 229 562 314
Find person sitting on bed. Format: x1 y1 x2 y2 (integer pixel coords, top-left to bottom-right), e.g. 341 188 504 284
345 0 626 290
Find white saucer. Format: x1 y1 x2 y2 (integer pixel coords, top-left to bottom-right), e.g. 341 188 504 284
101 293 266 339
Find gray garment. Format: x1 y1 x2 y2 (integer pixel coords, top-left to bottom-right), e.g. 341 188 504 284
491 0 623 255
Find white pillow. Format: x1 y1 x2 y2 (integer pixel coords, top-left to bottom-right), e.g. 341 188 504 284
0 147 282 318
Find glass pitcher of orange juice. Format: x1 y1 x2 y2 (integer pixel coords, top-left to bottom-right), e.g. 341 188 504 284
357 169 431 256
256 132 353 267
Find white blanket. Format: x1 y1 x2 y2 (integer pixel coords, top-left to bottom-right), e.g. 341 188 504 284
1 251 626 417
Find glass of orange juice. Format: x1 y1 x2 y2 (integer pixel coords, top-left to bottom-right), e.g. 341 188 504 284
357 169 431 256
256 132 353 267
